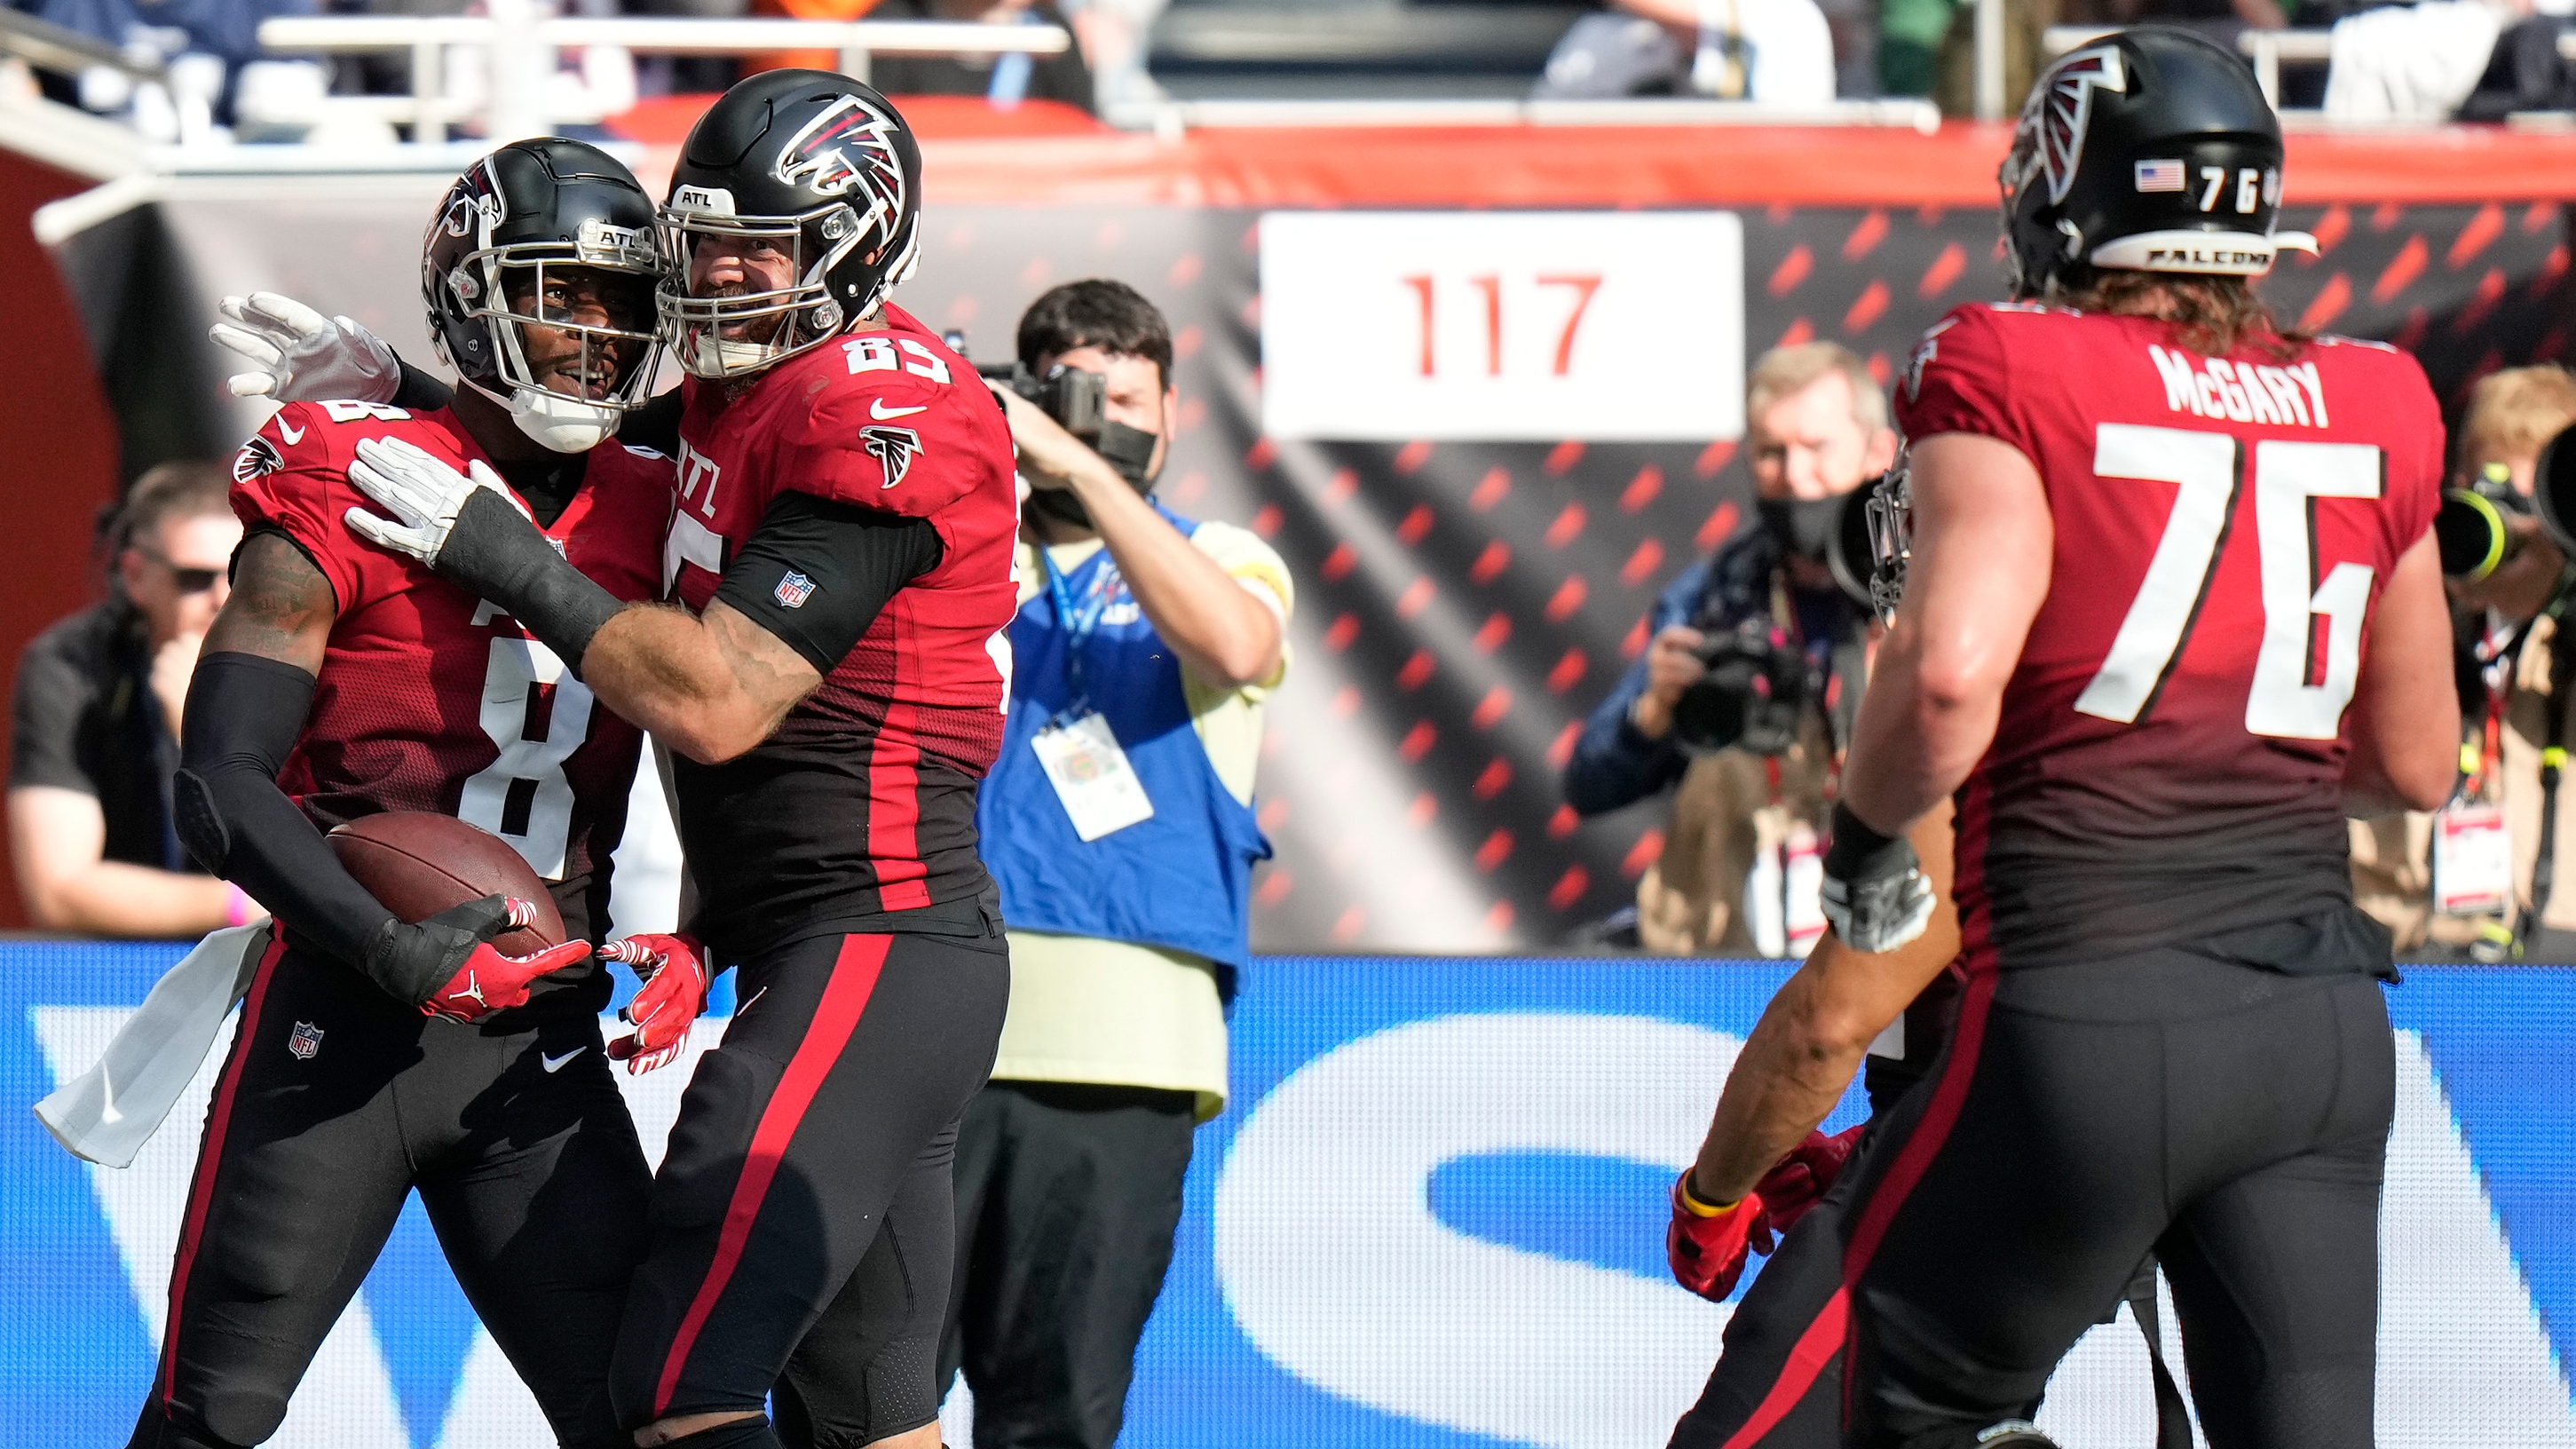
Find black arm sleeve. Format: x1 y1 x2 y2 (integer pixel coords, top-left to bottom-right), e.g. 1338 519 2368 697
433 490 628 675
712 492 945 676
389 358 456 413
175 652 398 973
178 650 525 1004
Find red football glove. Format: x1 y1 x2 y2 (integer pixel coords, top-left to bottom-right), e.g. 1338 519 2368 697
418 899 593 1023
602 932 709 1074
1666 1173 1775 1303
1752 1125 1864 1235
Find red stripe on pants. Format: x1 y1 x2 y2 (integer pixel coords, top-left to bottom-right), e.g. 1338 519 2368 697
1716 1288 1852 1449
652 933 892 1417
160 927 289 1403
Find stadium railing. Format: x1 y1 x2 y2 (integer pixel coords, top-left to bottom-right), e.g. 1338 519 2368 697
2043 22 2576 115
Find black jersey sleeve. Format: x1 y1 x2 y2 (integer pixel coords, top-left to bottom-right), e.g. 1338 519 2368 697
712 491 945 677
617 391 684 455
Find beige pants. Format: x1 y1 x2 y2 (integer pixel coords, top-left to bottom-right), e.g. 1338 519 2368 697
1636 738 1832 957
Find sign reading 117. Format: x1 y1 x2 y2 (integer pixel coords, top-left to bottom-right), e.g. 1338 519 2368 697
1400 273 1603 377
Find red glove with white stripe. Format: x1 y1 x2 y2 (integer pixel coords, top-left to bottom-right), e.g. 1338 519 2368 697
1666 1173 1775 1303
416 898 593 1023
603 932 709 1074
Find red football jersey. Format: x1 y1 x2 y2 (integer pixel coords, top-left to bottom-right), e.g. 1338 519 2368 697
231 400 674 947
664 302 1019 953
1896 303 2444 966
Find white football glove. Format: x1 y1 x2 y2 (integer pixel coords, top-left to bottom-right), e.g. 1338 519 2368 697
210 292 401 403
344 436 523 565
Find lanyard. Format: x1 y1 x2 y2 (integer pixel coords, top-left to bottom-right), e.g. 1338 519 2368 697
1040 545 1118 725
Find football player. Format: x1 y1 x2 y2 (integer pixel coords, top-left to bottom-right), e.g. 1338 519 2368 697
138 139 702 1449
1672 28 2458 1449
328 75 1018 1449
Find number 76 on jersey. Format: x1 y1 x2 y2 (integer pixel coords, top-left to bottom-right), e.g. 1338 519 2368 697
1258 211 1748 443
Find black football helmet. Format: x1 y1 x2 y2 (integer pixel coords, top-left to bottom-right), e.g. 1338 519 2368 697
657 71 924 378
422 139 664 452
2001 27 2315 299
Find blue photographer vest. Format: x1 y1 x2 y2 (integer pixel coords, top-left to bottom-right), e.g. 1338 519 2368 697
975 505 1273 981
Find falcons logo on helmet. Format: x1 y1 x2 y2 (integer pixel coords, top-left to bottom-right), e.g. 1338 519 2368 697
861 425 922 489
2005 44 2127 209
776 96 906 214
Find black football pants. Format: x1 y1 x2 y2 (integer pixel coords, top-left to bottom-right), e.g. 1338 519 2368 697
937 1080 1198 1449
129 934 652 1449
610 929 1007 1448
1841 950 2393 1449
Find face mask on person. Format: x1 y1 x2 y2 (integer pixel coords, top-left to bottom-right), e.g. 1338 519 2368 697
1757 495 1843 564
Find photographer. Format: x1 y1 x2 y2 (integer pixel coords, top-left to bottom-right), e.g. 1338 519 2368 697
1563 342 1894 954
9 462 259 937
2353 364 2576 959
949 280 1291 1446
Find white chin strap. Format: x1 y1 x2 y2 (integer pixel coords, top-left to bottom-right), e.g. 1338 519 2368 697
2090 228 2320 277
508 384 622 453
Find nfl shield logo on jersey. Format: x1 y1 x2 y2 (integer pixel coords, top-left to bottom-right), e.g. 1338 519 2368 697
775 571 818 609
288 1022 323 1060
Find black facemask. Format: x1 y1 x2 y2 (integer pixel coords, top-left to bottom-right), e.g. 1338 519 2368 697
1757 495 1842 565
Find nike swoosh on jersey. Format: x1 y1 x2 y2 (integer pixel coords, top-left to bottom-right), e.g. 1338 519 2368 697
276 418 305 445
870 400 928 420
540 1048 586 1073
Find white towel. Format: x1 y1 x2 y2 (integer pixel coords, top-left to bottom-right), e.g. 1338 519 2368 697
35 922 272 1168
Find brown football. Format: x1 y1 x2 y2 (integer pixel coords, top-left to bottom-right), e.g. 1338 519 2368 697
328 812 565 954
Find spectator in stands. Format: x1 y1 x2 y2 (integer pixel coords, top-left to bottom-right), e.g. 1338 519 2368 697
10 462 258 938
1533 0 1837 102
2351 365 2576 959
860 0 1097 112
1562 342 1892 954
942 281 1290 1447
37 0 313 129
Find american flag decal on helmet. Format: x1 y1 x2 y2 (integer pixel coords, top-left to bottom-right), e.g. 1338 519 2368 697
2009 43 2128 209
775 95 905 213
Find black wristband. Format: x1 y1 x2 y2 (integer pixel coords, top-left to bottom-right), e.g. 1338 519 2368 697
1822 801 1906 878
391 358 456 413
435 489 627 676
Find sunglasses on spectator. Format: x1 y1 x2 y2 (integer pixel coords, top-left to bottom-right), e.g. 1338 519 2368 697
137 550 221 595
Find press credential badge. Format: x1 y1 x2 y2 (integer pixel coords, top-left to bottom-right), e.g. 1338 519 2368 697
2433 802 2512 917
1033 712 1155 841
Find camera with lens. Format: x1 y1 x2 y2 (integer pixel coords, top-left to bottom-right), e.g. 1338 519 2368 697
948 329 1162 491
1668 615 1823 757
2438 463 2535 582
